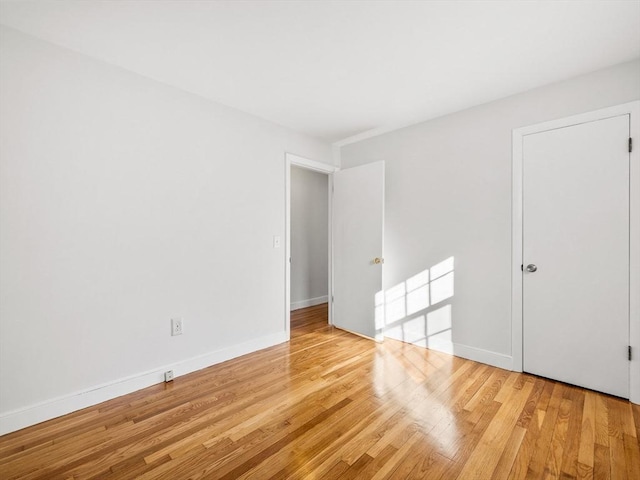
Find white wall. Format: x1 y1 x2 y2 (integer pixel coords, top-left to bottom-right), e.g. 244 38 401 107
341 59 640 367
0 26 332 434
290 166 328 309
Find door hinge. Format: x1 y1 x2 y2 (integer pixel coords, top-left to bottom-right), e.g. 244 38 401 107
331 295 334 303
521 264 523 272
630 138 633 153
629 345 632 361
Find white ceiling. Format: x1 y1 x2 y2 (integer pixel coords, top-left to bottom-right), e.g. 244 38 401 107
1 1 639 144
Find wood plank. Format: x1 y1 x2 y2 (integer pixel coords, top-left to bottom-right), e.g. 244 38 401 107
609 436 627 480
609 396 632 480
369 431 422 480
623 433 640 480
593 443 611 480
577 391 596 470
542 396 571 478
594 394 610 447
560 386 585 478
524 382 565 479
507 407 543 480
345 444 398 480
455 376 534 478
492 425 527 479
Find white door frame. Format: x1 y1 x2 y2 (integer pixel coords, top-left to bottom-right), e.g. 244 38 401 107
512 100 640 404
285 153 338 340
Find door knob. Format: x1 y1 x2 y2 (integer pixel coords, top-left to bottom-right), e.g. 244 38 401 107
373 257 384 264
526 264 537 272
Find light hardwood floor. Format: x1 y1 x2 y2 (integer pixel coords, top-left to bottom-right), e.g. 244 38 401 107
1 303 639 479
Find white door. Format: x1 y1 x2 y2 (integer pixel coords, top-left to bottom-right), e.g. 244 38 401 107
523 114 630 398
332 161 384 340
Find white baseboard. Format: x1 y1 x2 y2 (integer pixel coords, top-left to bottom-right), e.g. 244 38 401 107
0 331 288 436
385 332 513 371
290 295 328 311
429 338 513 371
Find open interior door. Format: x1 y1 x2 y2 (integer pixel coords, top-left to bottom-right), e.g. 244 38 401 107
332 161 384 340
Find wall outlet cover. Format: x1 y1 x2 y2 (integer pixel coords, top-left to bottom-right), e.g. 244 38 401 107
171 318 183 336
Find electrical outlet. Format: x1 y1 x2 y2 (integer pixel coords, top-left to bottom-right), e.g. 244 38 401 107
171 318 183 336
164 370 174 382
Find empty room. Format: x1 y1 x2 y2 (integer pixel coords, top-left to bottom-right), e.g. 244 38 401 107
1 1 639 479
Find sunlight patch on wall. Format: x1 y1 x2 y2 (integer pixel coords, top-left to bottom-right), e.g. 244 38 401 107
406 269 430 315
427 304 452 342
377 256 455 347
430 272 454 305
430 256 454 280
385 282 406 324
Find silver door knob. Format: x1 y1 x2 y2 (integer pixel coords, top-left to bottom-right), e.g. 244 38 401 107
526 264 537 272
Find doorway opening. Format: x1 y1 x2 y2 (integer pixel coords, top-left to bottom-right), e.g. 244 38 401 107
290 167 328 310
285 153 337 339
